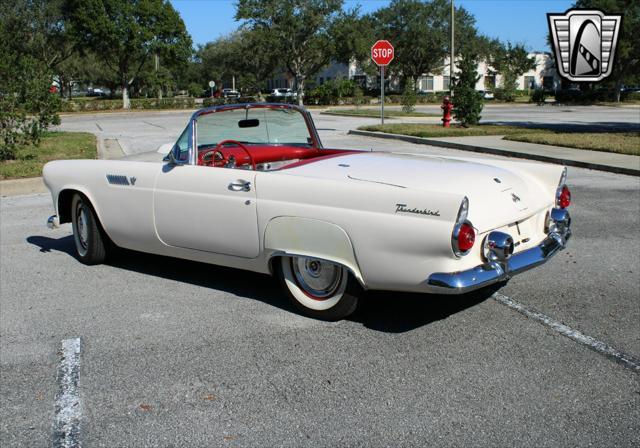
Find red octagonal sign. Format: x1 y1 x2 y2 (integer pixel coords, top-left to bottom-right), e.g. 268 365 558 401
371 40 394 66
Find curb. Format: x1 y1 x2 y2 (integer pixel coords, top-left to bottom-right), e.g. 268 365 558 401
0 177 47 197
348 130 640 177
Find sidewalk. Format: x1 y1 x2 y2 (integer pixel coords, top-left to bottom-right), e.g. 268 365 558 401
348 130 640 176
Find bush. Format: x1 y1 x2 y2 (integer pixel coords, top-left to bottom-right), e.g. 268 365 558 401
452 52 484 126
531 89 546 105
494 87 516 102
59 97 196 112
306 79 357 105
401 79 417 113
622 91 640 101
352 86 365 109
554 89 615 104
202 97 258 107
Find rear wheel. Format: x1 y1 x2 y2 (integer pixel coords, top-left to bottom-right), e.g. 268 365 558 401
277 256 360 320
71 194 107 265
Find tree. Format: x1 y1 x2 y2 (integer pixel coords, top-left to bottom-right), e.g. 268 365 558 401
401 78 417 113
0 0 62 160
574 0 640 101
489 41 536 101
452 51 483 126
373 0 478 86
67 0 192 108
236 0 343 105
330 7 376 73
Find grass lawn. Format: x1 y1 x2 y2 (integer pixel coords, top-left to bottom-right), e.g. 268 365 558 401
504 132 640 156
323 108 440 118
358 123 640 156
0 132 97 180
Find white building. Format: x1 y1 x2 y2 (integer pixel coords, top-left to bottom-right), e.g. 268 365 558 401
267 52 563 94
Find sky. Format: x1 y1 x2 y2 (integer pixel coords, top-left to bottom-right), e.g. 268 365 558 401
170 0 574 52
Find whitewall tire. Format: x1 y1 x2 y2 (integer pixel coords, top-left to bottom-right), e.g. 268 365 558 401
277 256 360 320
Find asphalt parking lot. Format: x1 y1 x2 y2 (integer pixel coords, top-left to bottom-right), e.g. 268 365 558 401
1 109 639 447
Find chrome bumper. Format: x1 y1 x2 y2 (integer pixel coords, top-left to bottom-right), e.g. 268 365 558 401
427 208 571 294
47 215 60 229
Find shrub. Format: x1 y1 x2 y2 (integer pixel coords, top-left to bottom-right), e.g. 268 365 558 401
401 79 417 113
59 97 196 112
622 91 640 101
494 87 516 102
452 52 484 126
531 89 546 105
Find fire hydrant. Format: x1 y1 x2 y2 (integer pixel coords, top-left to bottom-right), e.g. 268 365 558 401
441 96 453 127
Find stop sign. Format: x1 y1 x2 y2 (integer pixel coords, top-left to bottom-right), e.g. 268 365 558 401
371 40 394 66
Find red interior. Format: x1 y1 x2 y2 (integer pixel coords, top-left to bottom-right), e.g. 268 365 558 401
197 144 352 169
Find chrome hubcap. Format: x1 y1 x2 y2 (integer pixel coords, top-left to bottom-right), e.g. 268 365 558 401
291 257 342 299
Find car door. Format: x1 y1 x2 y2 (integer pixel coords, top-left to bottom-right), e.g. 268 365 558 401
153 163 259 258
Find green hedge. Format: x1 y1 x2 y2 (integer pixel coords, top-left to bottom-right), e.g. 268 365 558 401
202 97 259 107
60 97 196 112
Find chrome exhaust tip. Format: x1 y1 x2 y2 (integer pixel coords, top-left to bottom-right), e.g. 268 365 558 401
483 231 514 262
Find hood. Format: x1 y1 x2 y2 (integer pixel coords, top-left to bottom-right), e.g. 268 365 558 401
287 151 551 232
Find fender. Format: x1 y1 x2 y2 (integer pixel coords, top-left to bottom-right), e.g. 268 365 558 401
264 216 365 286
56 185 103 225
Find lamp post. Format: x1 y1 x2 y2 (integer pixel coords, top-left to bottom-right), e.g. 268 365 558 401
450 0 454 95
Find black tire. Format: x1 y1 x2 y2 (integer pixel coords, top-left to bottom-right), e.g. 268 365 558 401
275 256 361 321
71 194 107 265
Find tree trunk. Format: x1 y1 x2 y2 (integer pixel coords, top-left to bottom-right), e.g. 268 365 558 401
122 85 130 109
297 77 305 106
615 79 622 102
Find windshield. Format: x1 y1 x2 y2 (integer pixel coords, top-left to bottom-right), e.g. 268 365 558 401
196 107 312 148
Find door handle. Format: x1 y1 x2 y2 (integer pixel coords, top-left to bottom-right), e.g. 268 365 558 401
228 180 251 192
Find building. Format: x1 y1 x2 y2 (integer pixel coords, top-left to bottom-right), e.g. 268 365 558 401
267 52 563 94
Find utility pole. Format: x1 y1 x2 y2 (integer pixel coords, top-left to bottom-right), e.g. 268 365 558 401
155 53 162 100
450 0 454 95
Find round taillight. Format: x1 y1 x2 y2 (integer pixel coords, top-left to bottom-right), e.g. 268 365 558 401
458 223 476 252
558 185 571 208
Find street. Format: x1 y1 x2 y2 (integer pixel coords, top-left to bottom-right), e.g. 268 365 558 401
1 108 639 447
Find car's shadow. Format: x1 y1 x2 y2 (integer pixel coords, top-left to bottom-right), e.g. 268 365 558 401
27 235 498 333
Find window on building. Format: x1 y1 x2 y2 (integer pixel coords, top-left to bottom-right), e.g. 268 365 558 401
484 76 496 89
425 76 434 91
524 76 536 89
543 76 554 90
443 76 450 91
319 77 324 85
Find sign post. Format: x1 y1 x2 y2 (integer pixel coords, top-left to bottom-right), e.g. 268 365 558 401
371 40 394 125
380 66 385 124
208 80 215 98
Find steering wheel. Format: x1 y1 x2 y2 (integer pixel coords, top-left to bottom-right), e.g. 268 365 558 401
215 139 255 170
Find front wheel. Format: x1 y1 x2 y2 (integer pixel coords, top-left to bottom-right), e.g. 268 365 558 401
71 194 107 265
276 256 360 320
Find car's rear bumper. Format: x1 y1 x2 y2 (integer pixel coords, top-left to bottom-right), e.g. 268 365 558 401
427 208 571 294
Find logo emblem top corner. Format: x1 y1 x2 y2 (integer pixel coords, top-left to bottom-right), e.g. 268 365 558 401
548 8 622 82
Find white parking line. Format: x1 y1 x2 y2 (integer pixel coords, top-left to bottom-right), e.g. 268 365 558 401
52 338 82 448
492 293 640 373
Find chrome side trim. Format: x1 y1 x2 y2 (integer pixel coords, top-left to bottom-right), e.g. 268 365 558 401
427 208 571 294
47 215 60 229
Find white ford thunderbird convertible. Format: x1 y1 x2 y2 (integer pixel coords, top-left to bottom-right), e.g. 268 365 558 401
43 103 572 320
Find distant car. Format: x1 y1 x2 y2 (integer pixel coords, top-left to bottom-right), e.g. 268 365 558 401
222 88 240 99
478 90 494 100
87 88 106 97
270 88 296 98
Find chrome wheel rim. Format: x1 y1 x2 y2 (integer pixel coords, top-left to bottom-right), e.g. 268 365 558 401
75 204 89 252
291 257 342 299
